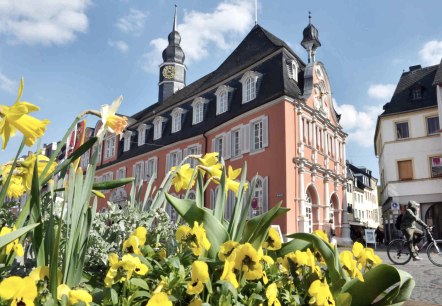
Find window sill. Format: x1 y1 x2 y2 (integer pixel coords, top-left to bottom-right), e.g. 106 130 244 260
230 154 243 161
249 148 265 156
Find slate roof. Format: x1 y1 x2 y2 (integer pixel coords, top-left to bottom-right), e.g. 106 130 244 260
381 64 439 116
98 25 307 169
346 162 376 189
433 59 442 85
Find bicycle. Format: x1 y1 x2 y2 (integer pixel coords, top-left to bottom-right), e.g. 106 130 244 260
387 226 442 266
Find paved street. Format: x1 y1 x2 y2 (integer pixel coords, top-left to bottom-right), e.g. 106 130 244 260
371 246 442 306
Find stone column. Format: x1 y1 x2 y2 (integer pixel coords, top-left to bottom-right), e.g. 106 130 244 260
324 174 330 220
297 108 304 158
298 166 306 232
339 184 353 245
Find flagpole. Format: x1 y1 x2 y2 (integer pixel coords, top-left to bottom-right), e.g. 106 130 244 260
255 0 257 25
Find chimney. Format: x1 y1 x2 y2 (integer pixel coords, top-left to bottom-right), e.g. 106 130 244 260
409 65 422 72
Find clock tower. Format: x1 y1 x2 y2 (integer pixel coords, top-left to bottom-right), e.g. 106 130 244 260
158 5 186 102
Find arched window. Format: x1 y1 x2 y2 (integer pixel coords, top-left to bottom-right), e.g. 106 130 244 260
191 98 208 125
171 108 185 133
250 176 268 217
305 190 313 233
240 71 262 104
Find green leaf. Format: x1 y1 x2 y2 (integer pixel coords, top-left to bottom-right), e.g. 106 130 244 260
130 278 149 290
92 177 135 190
335 292 352 306
228 162 248 239
240 202 289 249
342 264 415 306
165 194 230 259
0 223 39 249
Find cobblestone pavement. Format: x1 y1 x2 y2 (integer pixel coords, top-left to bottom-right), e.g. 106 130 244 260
370 246 442 306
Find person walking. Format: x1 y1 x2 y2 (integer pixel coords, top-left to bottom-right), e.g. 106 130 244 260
400 200 428 261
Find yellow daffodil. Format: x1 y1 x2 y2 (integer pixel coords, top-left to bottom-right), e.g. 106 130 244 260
220 257 239 288
339 250 364 282
262 227 282 250
218 240 239 261
96 96 127 139
234 243 263 280
266 283 281 306
29 266 62 284
0 276 37 306
187 261 209 295
188 298 203 306
171 163 195 192
0 79 50 150
18 154 56 192
57 284 93 306
4 176 26 198
313 230 329 244
308 279 335 306
0 226 24 256
198 162 222 178
147 292 172 306
197 152 219 166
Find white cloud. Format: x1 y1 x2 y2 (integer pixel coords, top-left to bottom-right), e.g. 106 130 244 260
0 73 16 93
419 40 442 66
0 0 90 45
109 40 129 53
367 84 395 100
334 99 383 148
116 9 147 35
142 0 254 72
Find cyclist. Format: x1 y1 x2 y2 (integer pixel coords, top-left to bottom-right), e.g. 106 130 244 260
400 200 428 261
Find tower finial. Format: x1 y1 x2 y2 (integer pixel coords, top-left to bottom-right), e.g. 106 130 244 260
308 11 311 24
173 4 178 31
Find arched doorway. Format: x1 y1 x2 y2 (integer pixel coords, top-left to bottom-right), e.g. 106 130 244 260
329 193 339 236
305 185 319 233
424 203 442 239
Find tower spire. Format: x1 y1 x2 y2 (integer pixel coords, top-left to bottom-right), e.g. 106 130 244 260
301 12 321 63
173 4 177 31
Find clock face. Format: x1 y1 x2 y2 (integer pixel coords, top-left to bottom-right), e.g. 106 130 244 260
162 65 175 79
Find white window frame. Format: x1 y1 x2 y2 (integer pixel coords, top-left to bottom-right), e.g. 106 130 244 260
427 116 440 135
116 167 126 179
239 71 262 104
171 107 185 133
213 135 224 160
123 131 132 152
231 128 241 158
215 85 233 115
153 116 166 140
145 157 158 180
249 115 269 154
191 97 208 125
166 149 182 174
104 136 116 159
184 144 202 168
250 176 268 217
133 161 144 184
287 59 299 82
137 124 148 146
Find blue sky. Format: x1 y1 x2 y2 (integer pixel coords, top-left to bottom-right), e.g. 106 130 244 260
1 0 442 179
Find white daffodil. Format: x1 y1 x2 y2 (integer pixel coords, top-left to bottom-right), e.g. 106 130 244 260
96 96 127 140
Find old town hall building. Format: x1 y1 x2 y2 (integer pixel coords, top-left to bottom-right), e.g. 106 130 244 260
83 11 348 238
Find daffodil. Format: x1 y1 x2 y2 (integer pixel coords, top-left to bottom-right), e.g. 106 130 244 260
308 279 335 306
262 227 282 250
0 226 24 256
218 240 239 261
220 257 239 288
266 283 281 306
171 163 195 192
4 176 26 198
96 96 127 139
18 154 56 192
0 79 50 150
147 292 172 306
0 276 37 306
187 261 209 295
197 152 219 166
234 243 263 280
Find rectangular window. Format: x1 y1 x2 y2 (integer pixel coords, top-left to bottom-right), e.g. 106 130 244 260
116 167 126 179
186 145 200 168
170 151 180 168
218 92 228 114
398 160 413 181
172 113 181 133
215 137 223 159
396 122 409 139
124 135 131 152
145 158 157 180
427 116 440 135
430 156 442 178
134 162 144 184
253 121 263 151
193 103 204 124
138 127 146 146
231 129 241 157
412 88 422 100
104 137 115 159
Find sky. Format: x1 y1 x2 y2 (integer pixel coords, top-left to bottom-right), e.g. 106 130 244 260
0 0 442 179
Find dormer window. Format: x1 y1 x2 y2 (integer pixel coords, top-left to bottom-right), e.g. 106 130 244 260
215 85 234 115
240 71 262 104
412 88 422 100
287 60 299 82
123 131 132 152
153 116 166 140
191 97 208 125
171 107 186 133
137 124 149 146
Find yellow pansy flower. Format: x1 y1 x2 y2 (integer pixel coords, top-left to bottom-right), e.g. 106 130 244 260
29 266 62 284
187 261 209 295
308 279 335 306
266 283 281 306
339 250 364 282
132 227 147 246
188 298 203 306
262 227 282 250
313 230 329 244
176 224 191 243
57 284 71 301
197 152 219 166
96 96 127 139
0 276 37 306
234 243 263 280
147 292 172 306
104 253 121 287
0 79 50 150
57 284 93 306
123 235 142 254
220 257 239 288
177 222 211 256
0 226 24 257
218 240 239 261
171 163 195 192
120 254 149 280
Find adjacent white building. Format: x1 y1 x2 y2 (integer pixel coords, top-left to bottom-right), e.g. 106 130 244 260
374 63 442 241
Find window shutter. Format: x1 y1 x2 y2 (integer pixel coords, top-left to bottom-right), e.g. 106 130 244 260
177 149 182 163
224 132 231 160
183 147 188 158
122 167 126 178
211 138 216 152
153 157 158 178
241 124 250 154
249 122 255 152
144 160 149 179
110 172 114 180
263 176 269 213
166 153 171 174
132 164 136 179
197 144 202 154
262 116 269 148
